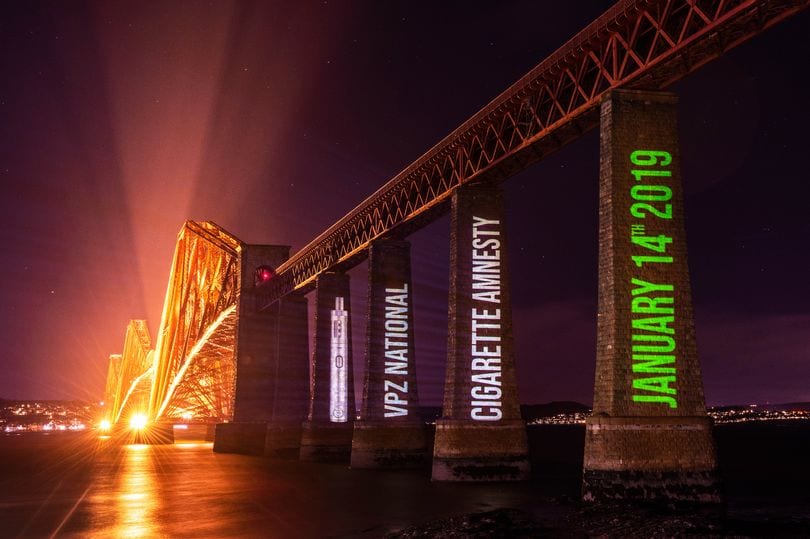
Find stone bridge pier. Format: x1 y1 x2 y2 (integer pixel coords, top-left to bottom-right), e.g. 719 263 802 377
351 238 428 469
582 89 721 504
214 245 309 456
299 272 356 462
432 182 530 481
213 90 721 503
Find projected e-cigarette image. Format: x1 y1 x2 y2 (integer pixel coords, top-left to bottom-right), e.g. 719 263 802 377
329 297 348 422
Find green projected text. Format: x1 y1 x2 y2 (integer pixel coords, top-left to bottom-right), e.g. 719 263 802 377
628 150 678 409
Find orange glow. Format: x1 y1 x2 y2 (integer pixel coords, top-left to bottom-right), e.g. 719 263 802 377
129 413 147 430
115 445 159 536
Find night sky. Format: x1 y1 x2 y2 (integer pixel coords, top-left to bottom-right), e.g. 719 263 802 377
1 1 808 407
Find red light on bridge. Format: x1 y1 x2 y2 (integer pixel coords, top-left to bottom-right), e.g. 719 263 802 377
255 266 275 285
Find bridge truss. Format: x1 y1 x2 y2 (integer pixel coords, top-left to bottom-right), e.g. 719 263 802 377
104 320 153 425
147 222 243 423
101 0 807 429
260 0 808 307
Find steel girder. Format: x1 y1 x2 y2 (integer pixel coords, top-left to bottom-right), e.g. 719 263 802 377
103 354 122 418
258 0 808 308
103 320 153 425
147 221 243 423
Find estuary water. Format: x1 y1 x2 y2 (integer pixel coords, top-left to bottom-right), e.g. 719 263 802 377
1 424 809 537
0 431 560 538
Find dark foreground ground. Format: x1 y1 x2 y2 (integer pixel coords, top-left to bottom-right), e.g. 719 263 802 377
0 422 808 538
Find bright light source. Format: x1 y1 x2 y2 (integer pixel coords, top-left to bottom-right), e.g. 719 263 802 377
99 419 111 432
129 414 148 430
255 265 275 285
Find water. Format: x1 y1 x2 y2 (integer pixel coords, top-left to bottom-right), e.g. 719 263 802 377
0 433 556 538
2 424 810 537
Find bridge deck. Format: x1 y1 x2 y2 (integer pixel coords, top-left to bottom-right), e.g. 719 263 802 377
259 0 808 307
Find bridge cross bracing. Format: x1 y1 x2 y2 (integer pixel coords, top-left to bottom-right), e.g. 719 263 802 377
258 0 809 308
102 0 807 440
147 221 243 423
103 222 245 426
104 320 153 425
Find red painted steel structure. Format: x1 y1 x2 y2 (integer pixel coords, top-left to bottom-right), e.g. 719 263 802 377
259 0 808 308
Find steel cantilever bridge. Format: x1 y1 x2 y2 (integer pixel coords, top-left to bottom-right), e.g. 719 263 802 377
105 222 242 428
103 0 807 452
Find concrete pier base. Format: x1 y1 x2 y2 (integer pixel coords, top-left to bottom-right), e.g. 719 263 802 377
583 416 721 503
299 422 353 463
583 469 721 505
172 424 215 442
213 422 267 455
432 420 530 481
133 423 174 445
350 421 428 469
264 423 303 458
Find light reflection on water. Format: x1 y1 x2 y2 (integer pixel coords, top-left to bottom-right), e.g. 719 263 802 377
116 445 159 538
4 435 547 537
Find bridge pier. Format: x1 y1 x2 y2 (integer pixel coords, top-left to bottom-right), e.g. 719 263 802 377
265 292 310 458
300 272 356 462
172 423 216 442
432 183 530 481
213 293 278 455
215 292 309 456
134 422 174 445
582 89 720 504
214 423 267 455
351 239 427 469
214 245 296 456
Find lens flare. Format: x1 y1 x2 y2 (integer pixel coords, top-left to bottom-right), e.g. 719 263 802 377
129 414 147 430
99 419 112 432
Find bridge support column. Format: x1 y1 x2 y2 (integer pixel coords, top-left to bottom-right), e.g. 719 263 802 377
583 89 720 504
300 272 356 462
214 245 292 456
265 292 310 457
135 422 174 445
351 239 427 469
432 182 529 481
